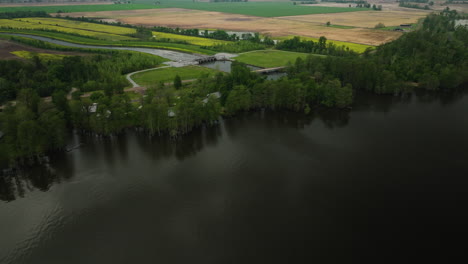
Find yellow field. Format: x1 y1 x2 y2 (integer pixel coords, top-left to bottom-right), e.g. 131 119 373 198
18 17 136 35
11 50 68 60
152 31 229 46
0 18 135 41
274 36 374 53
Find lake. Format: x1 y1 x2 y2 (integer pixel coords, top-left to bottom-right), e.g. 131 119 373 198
1 90 467 263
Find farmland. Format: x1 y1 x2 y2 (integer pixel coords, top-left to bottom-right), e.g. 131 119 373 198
132 66 221 86
145 2 369 18
0 4 161 13
234 50 314 68
0 17 227 46
74 8 403 46
0 18 136 41
152 31 229 46
0 2 368 17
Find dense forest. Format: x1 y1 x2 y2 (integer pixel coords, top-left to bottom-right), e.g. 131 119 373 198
0 51 166 104
1 11 467 166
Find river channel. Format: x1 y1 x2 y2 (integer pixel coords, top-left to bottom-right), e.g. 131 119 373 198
1 89 467 263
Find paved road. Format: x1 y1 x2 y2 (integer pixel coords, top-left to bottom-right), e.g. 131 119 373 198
126 66 172 88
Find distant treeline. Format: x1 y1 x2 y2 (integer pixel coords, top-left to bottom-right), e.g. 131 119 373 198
0 11 50 19
399 2 431 9
321 0 367 3
445 0 468 3
290 0 318 3
399 0 428 3
209 0 248 2
276 36 357 56
0 0 112 2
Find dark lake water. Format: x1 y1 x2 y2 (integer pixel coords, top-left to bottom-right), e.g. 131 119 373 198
1 90 468 263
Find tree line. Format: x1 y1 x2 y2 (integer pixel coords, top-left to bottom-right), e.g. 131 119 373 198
0 50 166 104
276 36 357 56
0 11 50 19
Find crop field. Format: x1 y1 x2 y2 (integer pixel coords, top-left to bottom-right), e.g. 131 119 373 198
132 66 220 86
10 50 68 60
278 10 430 29
273 36 374 53
0 2 368 17
20 17 136 35
234 50 314 68
149 2 369 18
151 31 229 46
0 18 136 41
75 8 403 46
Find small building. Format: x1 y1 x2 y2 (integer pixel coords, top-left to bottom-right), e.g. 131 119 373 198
87 103 98 113
168 109 176 118
202 92 222 104
455 20 468 28
400 24 412 27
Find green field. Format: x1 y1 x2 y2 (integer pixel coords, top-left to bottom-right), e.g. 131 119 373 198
0 2 368 18
235 50 316 68
327 25 356 29
132 66 221 86
0 4 160 13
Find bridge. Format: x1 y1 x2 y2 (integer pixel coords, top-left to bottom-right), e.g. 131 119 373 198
253 66 286 74
195 56 217 64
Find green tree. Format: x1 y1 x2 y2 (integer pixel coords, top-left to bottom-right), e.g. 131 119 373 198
174 74 182 90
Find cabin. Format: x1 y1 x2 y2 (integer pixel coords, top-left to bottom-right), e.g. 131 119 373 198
455 20 468 28
202 92 222 104
88 103 98 113
168 109 176 118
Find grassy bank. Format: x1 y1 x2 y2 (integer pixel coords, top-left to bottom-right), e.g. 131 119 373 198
234 50 314 68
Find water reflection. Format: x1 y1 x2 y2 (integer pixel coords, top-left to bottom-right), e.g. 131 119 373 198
1 88 466 202
0 163 61 202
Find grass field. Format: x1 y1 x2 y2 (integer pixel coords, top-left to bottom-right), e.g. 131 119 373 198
0 2 368 17
132 66 220 86
274 36 374 53
10 50 68 60
234 50 314 68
